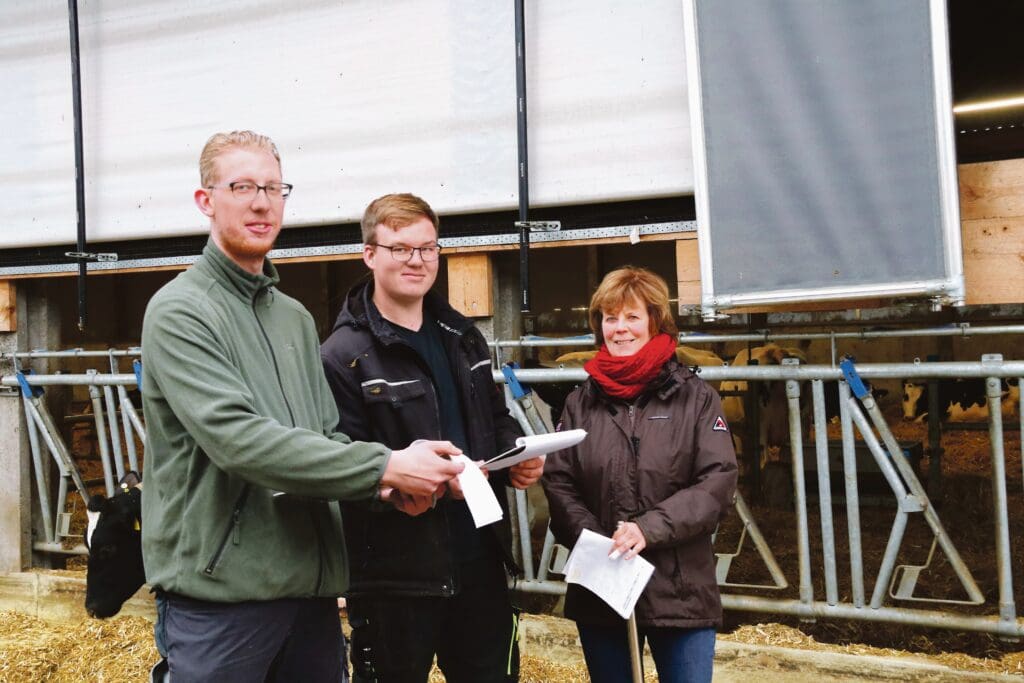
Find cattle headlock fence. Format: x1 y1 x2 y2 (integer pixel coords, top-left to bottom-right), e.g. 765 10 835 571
3 347 1024 640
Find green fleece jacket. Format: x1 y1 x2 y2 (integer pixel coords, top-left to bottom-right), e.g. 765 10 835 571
141 240 390 602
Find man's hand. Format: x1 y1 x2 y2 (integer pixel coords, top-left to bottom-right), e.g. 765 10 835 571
382 440 464 498
509 456 544 489
447 466 488 500
382 488 439 516
610 521 647 560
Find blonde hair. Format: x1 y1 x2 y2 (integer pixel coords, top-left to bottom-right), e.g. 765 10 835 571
588 267 678 345
199 131 281 187
361 193 439 244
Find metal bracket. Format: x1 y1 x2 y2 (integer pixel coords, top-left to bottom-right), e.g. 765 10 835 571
513 220 561 232
65 251 118 262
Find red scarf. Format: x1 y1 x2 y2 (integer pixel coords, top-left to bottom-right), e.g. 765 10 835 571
584 333 676 400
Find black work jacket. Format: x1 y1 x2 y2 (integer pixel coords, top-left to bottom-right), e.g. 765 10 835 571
321 280 523 597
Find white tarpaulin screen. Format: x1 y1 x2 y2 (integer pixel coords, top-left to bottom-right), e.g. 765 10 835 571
685 0 963 314
2 1 693 249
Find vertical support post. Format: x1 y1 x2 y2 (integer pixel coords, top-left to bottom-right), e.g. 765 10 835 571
785 370 813 607
926 356 943 502
87 370 115 496
513 0 531 314
838 381 865 607
67 0 89 331
811 380 838 605
24 396 54 544
984 364 1016 625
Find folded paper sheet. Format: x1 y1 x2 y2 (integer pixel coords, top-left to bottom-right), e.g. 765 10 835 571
453 455 503 528
484 429 587 470
562 529 655 619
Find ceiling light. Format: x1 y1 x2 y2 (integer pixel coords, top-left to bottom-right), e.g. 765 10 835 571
953 95 1024 115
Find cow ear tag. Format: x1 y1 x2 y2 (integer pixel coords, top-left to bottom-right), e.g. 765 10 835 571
134 519 141 531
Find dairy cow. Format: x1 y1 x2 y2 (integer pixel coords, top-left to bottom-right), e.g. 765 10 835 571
902 378 1019 422
84 472 145 619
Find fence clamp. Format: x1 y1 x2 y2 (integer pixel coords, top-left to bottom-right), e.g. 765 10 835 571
502 362 531 400
513 221 561 232
65 251 118 262
839 357 870 399
14 370 43 399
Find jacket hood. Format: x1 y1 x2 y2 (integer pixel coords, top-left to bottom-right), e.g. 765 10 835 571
333 278 473 342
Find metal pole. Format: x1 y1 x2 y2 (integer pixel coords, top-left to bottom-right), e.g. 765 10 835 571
838 381 865 607
26 398 90 505
102 385 126 480
67 0 88 331
23 396 55 544
785 375 813 606
870 511 910 609
626 612 643 683
811 380 838 605
118 386 140 471
985 374 1016 625
504 386 536 581
122 397 147 444
733 491 788 589
513 0 531 313
87 371 116 496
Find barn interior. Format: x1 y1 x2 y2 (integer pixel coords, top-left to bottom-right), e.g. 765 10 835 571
3 1 1024 677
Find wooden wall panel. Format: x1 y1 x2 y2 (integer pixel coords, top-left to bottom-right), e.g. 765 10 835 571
0 281 14 332
447 253 493 318
959 158 1024 221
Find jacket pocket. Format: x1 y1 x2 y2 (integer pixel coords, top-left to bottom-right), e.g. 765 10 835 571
204 486 250 576
360 378 427 408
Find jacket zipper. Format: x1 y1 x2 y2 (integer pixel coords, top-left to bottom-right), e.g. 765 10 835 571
251 291 328 592
205 486 251 575
628 404 641 513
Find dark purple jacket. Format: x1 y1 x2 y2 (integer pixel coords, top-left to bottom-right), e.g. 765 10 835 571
542 360 738 628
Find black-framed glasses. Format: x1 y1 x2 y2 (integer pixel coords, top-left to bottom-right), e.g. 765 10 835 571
371 243 442 262
206 181 293 200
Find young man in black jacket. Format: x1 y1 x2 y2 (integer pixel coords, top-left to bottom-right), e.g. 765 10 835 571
321 193 544 683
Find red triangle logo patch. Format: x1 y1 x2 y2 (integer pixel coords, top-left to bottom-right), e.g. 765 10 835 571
712 416 728 432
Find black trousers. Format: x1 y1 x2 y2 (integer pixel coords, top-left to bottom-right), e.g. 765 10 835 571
161 593 348 682
348 556 519 683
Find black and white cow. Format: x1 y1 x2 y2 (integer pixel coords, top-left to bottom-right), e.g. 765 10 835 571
901 378 1019 422
84 471 145 619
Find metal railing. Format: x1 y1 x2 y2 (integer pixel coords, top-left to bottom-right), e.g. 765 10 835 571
4 350 1024 638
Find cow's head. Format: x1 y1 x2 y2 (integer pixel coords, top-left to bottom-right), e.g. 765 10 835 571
84 472 145 619
902 380 927 421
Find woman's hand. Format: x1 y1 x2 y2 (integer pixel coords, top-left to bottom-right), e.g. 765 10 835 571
610 521 647 560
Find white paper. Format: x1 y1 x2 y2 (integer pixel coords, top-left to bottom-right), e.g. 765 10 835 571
562 529 655 619
484 429 587 471
453 455 503 528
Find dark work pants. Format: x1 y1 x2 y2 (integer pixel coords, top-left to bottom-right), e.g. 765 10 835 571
162 593 348 682
348 556 519 683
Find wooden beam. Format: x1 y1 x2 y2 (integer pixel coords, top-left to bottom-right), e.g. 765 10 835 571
0 281 14 332
675 237 701 307
447 253 493 318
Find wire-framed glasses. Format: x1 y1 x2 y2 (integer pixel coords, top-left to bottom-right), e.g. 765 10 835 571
371 243 442 262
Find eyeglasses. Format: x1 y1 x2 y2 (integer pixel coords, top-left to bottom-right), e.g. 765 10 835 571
371 243 442 262
206 181 294 200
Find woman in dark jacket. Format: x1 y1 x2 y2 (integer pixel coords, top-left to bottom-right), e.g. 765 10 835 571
542 267 738 683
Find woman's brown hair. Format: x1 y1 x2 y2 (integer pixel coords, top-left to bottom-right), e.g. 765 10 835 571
588 266 678 346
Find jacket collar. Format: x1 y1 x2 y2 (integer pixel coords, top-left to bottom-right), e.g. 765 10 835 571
334 279 472 343
196 238 279 302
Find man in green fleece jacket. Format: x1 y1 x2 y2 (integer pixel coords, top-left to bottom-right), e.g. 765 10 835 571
141 130 465 682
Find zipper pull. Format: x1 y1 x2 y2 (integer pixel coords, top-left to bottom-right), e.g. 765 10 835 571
232 509 241 545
